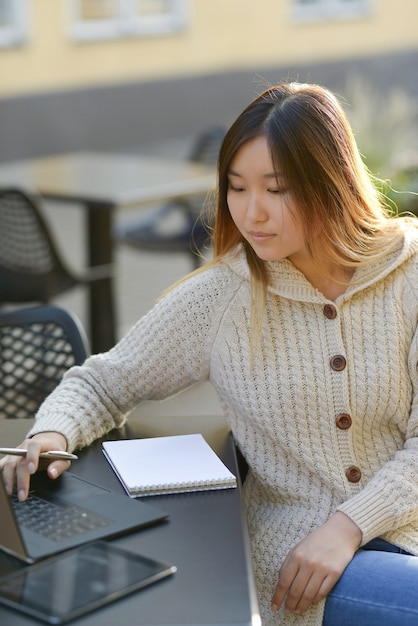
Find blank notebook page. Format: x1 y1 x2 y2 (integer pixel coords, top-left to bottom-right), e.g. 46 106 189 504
102 433 237 497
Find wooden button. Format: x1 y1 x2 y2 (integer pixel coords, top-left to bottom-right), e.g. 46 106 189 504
323 304 337 319
345 465 362 483
330 355 346 371
336 413 352 430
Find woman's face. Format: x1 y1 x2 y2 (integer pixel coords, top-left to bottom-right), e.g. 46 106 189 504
227 136 309 265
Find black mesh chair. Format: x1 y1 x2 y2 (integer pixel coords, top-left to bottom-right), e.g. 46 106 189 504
0 187 112 305
0 305 89 419
115 126 225 270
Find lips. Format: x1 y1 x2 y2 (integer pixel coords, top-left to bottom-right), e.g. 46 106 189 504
249 231 275 241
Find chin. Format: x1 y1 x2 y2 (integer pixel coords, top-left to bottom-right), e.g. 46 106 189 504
254 250 283 262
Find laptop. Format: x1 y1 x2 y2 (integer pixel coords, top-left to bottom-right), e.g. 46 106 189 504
0 471 168 563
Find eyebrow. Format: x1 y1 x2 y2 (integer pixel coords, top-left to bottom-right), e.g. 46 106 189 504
228 169 285 181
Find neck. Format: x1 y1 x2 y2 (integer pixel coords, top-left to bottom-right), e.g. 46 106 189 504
289 256 354 301
311 276 353 300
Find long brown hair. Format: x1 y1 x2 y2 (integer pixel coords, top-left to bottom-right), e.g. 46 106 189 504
167 83 413 337
211 82 407 292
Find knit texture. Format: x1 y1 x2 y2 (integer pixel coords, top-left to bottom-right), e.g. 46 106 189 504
30 230 418 625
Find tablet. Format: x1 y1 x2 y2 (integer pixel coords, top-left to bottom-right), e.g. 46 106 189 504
0 541 176 624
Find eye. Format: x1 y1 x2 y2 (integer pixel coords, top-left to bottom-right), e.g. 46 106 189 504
228 182 245 192
268 187 288 195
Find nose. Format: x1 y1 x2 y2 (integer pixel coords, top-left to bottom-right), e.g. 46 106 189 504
247 192 267 222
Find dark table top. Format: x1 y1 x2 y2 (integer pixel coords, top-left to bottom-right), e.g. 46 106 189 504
0 416 260 626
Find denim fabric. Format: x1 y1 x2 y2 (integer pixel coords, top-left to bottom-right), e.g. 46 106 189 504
323 540 418 625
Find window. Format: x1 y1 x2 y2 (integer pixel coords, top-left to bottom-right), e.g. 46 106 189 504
0 0 28 48
293 0 372 22
69 0 188 41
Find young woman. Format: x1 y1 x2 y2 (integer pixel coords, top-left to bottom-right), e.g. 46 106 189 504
3 82 418 625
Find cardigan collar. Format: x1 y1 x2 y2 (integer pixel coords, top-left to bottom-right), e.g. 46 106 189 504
224 227 418 305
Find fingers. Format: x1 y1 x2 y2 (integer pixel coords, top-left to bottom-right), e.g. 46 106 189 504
1 457 19 495
270 556 317 615
0 432 72 501
46 459 72 481
0 439 34 498
6 438 42 501
271 557 296 613
272 565 334 615
271 514 359 616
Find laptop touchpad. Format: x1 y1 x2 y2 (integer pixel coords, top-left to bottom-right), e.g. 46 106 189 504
33 472 110 501
59 474 110 500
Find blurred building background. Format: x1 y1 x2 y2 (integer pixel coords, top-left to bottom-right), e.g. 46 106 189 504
0 0 417 417
1 0 417 163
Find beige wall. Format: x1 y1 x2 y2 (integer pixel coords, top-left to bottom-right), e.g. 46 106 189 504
1 0 417 97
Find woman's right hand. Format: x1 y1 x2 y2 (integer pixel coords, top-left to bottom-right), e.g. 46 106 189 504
0 432 71 501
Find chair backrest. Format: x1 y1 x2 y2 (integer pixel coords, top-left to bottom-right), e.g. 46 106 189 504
0 305 89 419
0 187 77 304
188 126 226 166
184 126 226 220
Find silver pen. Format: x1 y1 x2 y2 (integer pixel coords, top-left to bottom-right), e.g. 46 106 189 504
0 447 78 460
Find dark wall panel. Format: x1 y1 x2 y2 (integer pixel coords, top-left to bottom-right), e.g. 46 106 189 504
1 49 417 162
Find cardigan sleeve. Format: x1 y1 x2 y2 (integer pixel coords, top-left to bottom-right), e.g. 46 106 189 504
28 266 241 452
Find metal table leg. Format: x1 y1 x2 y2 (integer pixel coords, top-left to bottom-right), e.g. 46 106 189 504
86 203 117 353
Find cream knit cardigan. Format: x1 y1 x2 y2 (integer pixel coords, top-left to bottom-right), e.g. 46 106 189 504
30 230 418 626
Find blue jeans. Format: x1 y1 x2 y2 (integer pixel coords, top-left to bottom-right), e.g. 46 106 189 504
323 539 418 625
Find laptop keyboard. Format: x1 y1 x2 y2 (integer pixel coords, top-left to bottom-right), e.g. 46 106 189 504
12 492 110 542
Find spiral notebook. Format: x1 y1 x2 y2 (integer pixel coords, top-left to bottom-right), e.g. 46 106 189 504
102 434 237 497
